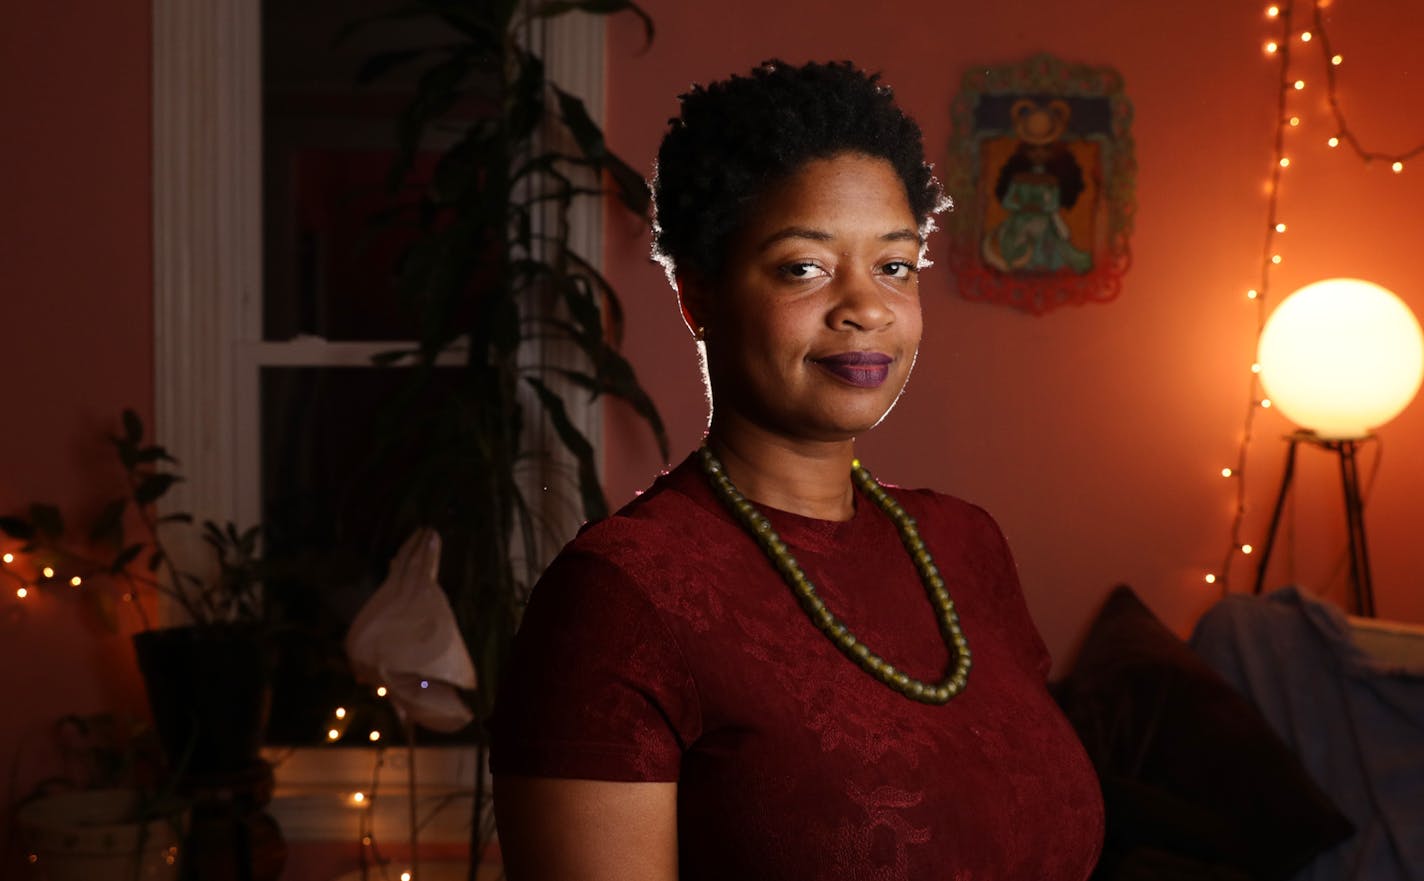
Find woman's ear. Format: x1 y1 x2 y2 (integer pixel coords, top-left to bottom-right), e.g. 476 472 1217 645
676 275 711 341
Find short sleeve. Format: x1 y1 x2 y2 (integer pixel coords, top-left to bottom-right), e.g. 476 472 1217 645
953 499 1053 682
488 549 702 782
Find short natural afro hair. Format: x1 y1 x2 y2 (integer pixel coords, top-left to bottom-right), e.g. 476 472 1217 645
650 59 949 287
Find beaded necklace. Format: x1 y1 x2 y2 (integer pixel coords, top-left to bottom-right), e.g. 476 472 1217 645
698 445 971 704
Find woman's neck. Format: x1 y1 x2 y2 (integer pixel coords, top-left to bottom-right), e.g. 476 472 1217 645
705 418 856 521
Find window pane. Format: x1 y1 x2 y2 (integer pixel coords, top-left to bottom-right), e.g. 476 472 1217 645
262 0 450 342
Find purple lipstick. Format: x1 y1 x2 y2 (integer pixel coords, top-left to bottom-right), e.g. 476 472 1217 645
812 351 893 388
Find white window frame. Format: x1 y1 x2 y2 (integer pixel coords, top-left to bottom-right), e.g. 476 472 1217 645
152 0 605 844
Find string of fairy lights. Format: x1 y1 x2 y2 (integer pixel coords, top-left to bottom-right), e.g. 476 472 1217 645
1210 0 1424 591
1 551 418 876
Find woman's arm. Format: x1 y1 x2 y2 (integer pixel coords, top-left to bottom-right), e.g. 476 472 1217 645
493 775 678 881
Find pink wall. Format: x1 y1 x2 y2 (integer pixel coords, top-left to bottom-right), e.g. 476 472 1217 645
601 0 1424 671
0 0 154 855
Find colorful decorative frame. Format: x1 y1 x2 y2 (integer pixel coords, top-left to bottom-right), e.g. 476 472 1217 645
944 54 1136 316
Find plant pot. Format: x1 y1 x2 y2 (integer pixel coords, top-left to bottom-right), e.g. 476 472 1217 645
132 624 273 778
17 788 186 881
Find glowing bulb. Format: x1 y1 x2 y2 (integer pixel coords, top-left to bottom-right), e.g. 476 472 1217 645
420 680 429 689
1275 223 1287 233
1289 116 1301 127
1265 41 1279 54
1300 31 1312 41
361 836 373 846
335 707 347 719
1 553 12 564
1266 4 1279 16
69 576 81 587
352 792 366 804
1262 398 1273 408
1221 468 1234 477
1393 161 1404 173
401 873 412 881
16 587 28 599
376 686 387 697
1328 136 1340 148
327 728 340 741
1248 289 1260 300
1258 278 1424 438
41 566 54 579
1293 80 1305 90
369 730 382 742
1241 544 1255 555
1331 54 1343 65
1279 157 1291 168
1252 362 1263 374
1272 254 1283 264
1205 574 1217 584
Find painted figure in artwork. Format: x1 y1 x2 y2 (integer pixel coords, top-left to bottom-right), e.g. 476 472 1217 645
983 99 1092 274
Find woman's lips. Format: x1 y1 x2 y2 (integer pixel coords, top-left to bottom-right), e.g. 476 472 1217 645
812 352 893 388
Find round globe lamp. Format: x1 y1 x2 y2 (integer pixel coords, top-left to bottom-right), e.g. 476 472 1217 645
1257 278 1424 440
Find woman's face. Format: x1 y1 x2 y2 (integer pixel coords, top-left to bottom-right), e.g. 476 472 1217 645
696 152 924 444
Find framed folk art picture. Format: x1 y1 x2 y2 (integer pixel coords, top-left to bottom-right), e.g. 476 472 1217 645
944 54 1136 316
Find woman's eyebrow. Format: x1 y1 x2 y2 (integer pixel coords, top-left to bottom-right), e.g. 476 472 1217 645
757 226 834 250
882 228 922 245
757 226 922 250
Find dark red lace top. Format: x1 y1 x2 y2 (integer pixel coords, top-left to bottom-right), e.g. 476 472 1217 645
490 454 1104 880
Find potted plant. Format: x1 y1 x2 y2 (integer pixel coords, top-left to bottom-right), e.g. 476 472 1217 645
0 410 285 879
13 713 186 881
333 0 664 870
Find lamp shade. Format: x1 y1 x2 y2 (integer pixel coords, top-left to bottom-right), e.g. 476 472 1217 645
1257 278 1424 439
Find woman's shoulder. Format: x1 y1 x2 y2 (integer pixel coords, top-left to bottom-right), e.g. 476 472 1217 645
883 483 1003 538
556 453 733 577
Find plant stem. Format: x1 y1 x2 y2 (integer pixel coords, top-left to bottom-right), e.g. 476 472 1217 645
124 469 216 624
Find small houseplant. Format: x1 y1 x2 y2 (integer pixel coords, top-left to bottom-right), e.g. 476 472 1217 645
0 410 284 879
12 713 186 881
0 409 271 778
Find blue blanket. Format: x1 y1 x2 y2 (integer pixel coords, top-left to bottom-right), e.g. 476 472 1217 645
1190 587 1424 881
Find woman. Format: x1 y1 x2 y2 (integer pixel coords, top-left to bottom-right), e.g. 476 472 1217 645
491 60 1104 880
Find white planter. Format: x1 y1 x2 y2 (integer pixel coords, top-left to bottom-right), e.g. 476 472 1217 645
16 789 186 881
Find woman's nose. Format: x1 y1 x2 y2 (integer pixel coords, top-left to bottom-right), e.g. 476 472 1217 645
827 270 894 332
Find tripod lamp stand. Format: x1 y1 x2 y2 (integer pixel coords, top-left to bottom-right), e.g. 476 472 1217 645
1251 278 1424 616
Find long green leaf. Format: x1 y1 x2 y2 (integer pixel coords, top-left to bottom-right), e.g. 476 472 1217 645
121 409 143 444
89 499 127 547
525 377 607 521
111 543 145 574
564 249 627 344
551 357 667 462
134 474 182 506
134 445 177 465
550 86 651 215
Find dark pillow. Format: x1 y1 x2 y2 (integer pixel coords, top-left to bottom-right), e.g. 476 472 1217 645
1053 585 1354 881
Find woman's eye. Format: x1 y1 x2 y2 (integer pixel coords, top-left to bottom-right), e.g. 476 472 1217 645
882 260 918 279
779 261 826 279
